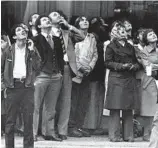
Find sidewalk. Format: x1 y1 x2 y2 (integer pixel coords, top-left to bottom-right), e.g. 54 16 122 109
1 135 149 148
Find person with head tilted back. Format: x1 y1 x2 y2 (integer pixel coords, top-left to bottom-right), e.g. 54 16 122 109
28 13 40 37
48 11 85 140
82 17 107 134
32 15 64 142
1 23 41 148
68 16 98 137
104 21 141 142
135 28 158 142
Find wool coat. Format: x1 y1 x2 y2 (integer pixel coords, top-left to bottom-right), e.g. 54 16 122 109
135 45 158 116
104 40 140 110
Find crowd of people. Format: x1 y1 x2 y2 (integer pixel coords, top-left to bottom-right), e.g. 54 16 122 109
1 10 158 148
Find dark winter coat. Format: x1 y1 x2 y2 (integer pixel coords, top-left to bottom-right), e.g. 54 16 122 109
104 39 140 110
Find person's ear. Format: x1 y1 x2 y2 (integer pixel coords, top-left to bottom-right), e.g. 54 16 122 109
29 21 33 26
137 35 140 39
13 35 17 39
38 25 42 28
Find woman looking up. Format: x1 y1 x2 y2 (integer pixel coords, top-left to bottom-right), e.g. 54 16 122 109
104 22 140 142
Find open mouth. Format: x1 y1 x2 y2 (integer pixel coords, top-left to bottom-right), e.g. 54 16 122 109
22 33 26 36
84 23 88 26
126 29 132 32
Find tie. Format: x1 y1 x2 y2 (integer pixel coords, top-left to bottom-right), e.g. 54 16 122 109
59 31 66 54
47 34 54 49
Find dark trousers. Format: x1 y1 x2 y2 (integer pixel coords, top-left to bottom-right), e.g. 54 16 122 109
141 116 153 139
56 65 72 135
149 111 158 148
33 72 62 137
109 109 133 141
1 91 6 134
83 81 105 129
69 77 90 129
5 82 34 148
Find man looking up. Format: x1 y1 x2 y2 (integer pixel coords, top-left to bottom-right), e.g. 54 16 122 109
1 23 41 148
28 13 40 37
48 11 85 140
33 15 63 141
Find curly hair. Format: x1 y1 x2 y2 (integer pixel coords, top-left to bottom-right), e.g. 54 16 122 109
35 15 49 34
11 24 26 39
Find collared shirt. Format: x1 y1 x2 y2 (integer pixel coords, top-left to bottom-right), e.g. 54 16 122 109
13 43 26 78
41 32 52 41
51 27 61 37
31 28 38 37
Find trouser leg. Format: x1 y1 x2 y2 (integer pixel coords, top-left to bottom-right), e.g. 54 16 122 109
83 82 98 129
42 75 62 137
5 88 20 148
83 82 105 129
1 91 6 134
57 65 72 135
122 110 134 141
143 116 153 140
149 111 158 148
33 77 48 136
75 79 90 129
109 109 121 140
1 115 6 134
15 109 24 134
97 82 105 129
68 82 80 129
22 88 34 148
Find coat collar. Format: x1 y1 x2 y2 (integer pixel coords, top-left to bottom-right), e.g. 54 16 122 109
145 45 156 53
112 39 133 55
